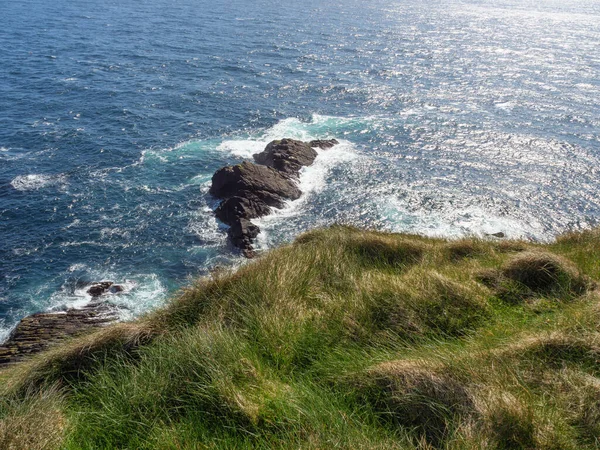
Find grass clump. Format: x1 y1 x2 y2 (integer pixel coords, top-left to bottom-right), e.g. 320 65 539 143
445 239 490 260
1 322 157 396
353 360 474 446
366 271 490 339
1 225 599 449
351 235 425 269
502 251 590 296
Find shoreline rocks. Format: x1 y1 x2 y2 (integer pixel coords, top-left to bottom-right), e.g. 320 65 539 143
0 302 119 367
210 138 338 257
0 281 125 367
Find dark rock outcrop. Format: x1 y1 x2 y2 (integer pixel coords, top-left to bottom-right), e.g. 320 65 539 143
215 192 274 225
210 161 301 200
87 281 117 297
253 138 318 175
210 137 339 256
0 302 119 366
228 218 260 258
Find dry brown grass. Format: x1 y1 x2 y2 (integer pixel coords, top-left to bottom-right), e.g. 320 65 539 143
0 386 66 450
474 390 537 449
510 332 599 361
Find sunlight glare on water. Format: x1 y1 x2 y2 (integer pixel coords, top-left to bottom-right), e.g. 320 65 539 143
0 0 599 340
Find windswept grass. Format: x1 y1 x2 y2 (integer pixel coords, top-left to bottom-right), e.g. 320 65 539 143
1 225 600 449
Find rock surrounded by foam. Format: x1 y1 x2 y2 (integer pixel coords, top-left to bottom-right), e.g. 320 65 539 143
210 138 338 257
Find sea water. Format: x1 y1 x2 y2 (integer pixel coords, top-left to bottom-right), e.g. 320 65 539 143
1 0 599 340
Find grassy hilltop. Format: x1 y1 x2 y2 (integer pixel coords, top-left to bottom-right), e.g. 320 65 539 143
1 225 600 449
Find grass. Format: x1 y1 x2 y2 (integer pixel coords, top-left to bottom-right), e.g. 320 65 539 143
1 225 600 449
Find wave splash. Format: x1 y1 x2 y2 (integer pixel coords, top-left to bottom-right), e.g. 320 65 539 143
10 173 68 191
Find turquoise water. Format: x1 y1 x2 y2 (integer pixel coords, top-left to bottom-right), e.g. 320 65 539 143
1 0 600 340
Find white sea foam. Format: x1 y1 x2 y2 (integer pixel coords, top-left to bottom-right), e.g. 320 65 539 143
378 196 547 241
0 322 12 345
216 114 375 159
65 219 82 229
68 263 89 272
10 173 67 191
44 266 167 321
216 140 265 159
12 246 39 257
494 101 515 111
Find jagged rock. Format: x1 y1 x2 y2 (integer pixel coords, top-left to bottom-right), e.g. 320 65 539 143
210 161 301 200
87 281 114 297
0 302 119 366
216 195 269 226
215 190 287 226
228 218 260 257
308 139 339 149
253 138 318 175
210 137 338 257
109 284 124 293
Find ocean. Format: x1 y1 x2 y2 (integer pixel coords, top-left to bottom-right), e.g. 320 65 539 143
1 0 599 340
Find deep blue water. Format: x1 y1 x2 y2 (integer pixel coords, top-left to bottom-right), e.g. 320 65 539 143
1 0 600 340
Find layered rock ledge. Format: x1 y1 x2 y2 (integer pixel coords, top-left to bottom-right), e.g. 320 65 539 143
210 138 338 256
0 284 123 367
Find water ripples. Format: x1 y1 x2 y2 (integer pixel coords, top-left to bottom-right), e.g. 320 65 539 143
1 0 599 340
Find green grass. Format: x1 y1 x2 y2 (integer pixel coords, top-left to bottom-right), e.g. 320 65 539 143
1 225 600 449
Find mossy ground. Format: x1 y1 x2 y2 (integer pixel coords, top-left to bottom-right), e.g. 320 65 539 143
1 225 599 449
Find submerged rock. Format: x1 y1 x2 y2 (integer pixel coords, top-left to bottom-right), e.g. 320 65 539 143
210 137 338 256
308 138 339 149
87 281 113 297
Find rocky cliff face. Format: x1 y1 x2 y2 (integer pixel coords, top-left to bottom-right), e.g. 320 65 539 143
210 138 338 256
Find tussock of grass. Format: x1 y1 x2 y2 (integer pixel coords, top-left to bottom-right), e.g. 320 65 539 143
475 390 538 449
507 332 600 369
502 251 590 296
365 270 491 339
1 225 599 449
352 236 426 268
353 360 474 445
